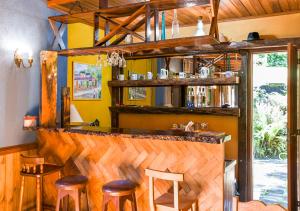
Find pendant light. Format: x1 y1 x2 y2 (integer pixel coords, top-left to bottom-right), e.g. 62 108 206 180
195 16 205 36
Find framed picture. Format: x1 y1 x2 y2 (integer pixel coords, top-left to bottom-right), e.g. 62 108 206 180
73 62 102 100
128 87 146 100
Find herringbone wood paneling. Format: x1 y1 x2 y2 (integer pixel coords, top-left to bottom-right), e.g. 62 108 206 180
38 129 225 211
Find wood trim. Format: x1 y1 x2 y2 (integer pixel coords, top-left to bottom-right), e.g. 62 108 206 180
108 77 240 87
110 106 240 116
237 50 250 201
287 43 298 211
0 143 38 156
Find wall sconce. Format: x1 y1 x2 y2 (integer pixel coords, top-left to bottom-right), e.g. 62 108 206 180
14 49 33 68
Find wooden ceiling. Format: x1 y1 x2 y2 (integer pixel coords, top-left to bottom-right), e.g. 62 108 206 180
49 0 300 27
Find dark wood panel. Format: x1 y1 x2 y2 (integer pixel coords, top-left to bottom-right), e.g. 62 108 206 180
108 76 240 87
110 106 240 116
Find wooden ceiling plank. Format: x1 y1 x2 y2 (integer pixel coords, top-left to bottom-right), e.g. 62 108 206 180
224 0 244 17
48 0 77 7
239 0 260 16
229 0 251 16
259 0 275 13
278 0 290 11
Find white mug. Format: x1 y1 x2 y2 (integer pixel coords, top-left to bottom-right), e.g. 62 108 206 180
118 74 125 81
199 67 210 79
179 72 186 79
147 72 153 80
160 68 169 79
131 74 138 80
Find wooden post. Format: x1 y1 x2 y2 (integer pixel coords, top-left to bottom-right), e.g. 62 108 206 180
287 43 298 211
94 13 99 47
238 50 251 201
40 51 58 127
145 4 151 42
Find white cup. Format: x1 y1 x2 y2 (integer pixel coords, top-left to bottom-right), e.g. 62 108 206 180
147 72 153 80
179 72 186 79
118 74 125 81
131 74 138 80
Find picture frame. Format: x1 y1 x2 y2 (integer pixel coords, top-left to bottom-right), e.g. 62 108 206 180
72 62 102 100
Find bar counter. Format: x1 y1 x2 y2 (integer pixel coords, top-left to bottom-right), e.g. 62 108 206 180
36 127 231 210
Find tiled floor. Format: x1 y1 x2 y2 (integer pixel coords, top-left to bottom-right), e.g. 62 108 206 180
253 159 287 208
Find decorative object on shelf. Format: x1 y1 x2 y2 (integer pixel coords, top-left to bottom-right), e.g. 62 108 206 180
161 11 166 40
245 32 263 41
73 62 102 100
128 87 146 100
130 73 138 80
159 68 169 79
171 9 180 38
14 49 33 68
195 16 205 36
147 72 153 80
117 74 125 81
125 34 133 44
23 116 38 128
199 66 210 78
179 72 186 79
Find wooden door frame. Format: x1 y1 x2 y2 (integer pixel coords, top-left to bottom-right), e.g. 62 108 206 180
238 46 298 207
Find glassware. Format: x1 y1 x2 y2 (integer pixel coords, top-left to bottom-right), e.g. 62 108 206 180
195 16 205 36
171 9 180 38
161 11 166 40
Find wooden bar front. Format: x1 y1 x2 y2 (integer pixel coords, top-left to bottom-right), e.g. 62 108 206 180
37 128 226 210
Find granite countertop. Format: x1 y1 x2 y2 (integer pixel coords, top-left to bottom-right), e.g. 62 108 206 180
35 126 231 144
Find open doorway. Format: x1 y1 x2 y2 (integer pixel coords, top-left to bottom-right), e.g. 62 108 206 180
252 52 288 208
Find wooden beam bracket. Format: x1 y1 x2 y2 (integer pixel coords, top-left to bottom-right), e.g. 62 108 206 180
49 19 67 50
95 5 146 46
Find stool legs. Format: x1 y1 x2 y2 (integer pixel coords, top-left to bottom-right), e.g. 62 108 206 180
102 193 137 211
56 188 87 211
18 176 25 211
72 189 81 211
36 176 42 211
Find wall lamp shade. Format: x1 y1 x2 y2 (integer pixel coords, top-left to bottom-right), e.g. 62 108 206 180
14 49 33 68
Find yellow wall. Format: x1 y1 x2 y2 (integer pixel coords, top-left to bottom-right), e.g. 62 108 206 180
68 23 111 127
119 114 238 160
165 13 300 41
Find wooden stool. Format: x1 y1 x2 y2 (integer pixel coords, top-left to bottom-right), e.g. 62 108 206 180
102 180 137 211
55 175 89 211
145 169 198 211
19 154 63 211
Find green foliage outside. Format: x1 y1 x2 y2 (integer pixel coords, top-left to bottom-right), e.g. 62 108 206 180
253 84 287 159
257 53 287 67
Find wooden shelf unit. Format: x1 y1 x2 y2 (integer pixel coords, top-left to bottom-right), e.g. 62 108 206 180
110 106 240 117
108 76 239 87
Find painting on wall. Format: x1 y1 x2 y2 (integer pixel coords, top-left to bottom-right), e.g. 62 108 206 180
73 62 102 100
128 87 146 100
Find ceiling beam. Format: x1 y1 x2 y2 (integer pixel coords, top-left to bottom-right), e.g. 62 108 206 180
48 0 76 7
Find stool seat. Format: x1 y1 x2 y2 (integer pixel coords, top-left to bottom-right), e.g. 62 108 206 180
56 175 88 189
21 164 63 177
102 180 137 211
102 180 136 194
55 175 89 211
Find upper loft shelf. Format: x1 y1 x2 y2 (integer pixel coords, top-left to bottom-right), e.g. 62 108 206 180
56 37 300 59
58 35 220 57
108 76 240 87
49 0 211 26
